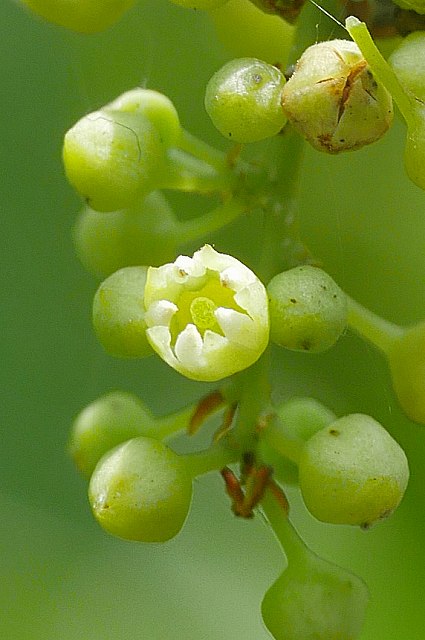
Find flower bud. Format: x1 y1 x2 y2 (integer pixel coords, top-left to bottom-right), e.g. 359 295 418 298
63 108 167 212
93 267 153 359
73 191 177 278
69 391 155 478
107 88 181 148
89 436 192 542
19 0 135 34
389 32 425 101
262 553 369 640
388 320 425 424
267 265 347 352
205 57 287 143
281 40 393 153
144 245 269 381
299 414 409 527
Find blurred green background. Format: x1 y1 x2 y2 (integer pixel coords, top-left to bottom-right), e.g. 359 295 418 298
1 1 425 638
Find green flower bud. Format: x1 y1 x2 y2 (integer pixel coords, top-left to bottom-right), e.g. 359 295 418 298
19 0 134 33
63 108 167 212
93 267 153 359
73 191 178 278
259 397 336 484
299 414 409 527
275 396 337 442
205 57 287 143
107 88 181 148
389 32 425 101
281 40 393 153
267 265 347 352
89 436 193 542
69 391 155 478
144 244 269 381
388 320 425 424
262 552 369 640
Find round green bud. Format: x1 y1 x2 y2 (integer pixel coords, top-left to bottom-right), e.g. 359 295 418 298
298 414 409 527
69 391 155 478
388 320 425 424
169 0 229 8
389 32 425 101
267 265 347 353
63 108 167 212
209 0 294 66
73 191 178 279
392 0 425 13
275 396 337 442
107 88 181 148
281 40 393 153
262 553 369 640
259 397 336 484
205 58 287 143
19 0 134 34
93 267 153 359
88 436 193 542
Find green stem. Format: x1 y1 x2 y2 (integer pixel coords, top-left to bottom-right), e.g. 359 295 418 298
229 349 272 453
261 488 308 565
176 196 247 245
257 131 306 283
347 296 404 355
345 17 416 129
160 148 237 194
183 443 238 478
153 404 196 440
178 128 228 172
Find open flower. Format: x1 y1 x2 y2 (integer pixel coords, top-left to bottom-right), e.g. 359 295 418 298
144 245 269 381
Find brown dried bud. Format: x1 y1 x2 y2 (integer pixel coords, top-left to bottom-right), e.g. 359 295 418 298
281 39 393 153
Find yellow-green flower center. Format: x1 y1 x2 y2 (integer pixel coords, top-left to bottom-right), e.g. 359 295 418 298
190 297 221 333
169 275 246 343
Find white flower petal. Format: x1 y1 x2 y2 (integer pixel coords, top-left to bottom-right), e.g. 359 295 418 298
194 244 237 272
146 326 179 368
174 324 204 368
234 281 269 321
144 300 177 327
216 307 261 349
220 264 256 291
202 329 228 352
144 263 182 306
